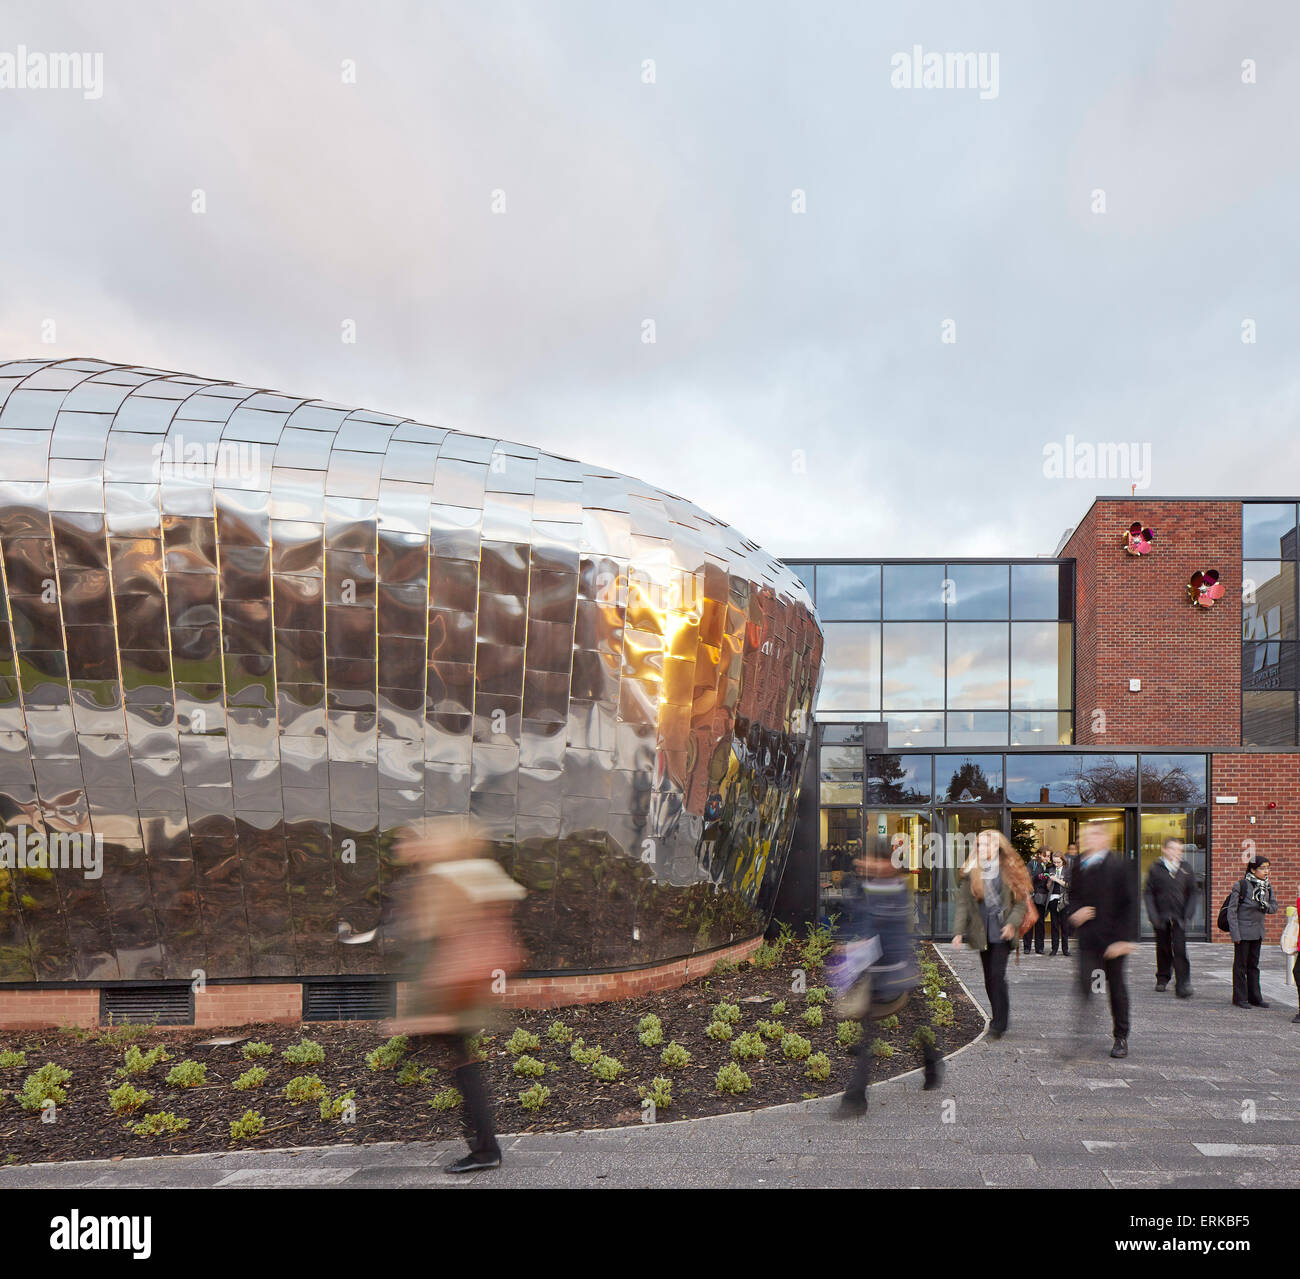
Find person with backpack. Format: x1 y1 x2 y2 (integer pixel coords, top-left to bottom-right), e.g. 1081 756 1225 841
1223 855 1278 1009
1069 821 1137 1059
1144 837 1197 998
833 837 943 1116
952 829 1031 1039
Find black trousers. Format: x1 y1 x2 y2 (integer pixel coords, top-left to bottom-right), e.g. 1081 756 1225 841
1153 921 1191 992
1233 939 1264 1005
413 1034 501 1157
1293 952 1300 1010
1047 901 1069 955
1029 909 1046 953
978 940 1012 1034
845 995 939 1100
1077 948 1130 1038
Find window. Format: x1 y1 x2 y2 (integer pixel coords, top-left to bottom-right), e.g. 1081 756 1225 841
1242 503 1297 559
865 753 932 803
946 622 1008 707
819 622 881 710
945 564 1009 619
1011 563 1065 619
882 623 944 708
816 564 880 620
937 754 1003 802
883 564 946 620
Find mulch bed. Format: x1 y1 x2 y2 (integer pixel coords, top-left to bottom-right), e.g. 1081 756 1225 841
0 942 982 1167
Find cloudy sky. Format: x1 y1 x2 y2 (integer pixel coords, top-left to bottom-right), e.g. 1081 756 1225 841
3 0 1298 561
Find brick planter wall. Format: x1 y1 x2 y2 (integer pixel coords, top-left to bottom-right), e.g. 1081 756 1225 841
0 936 766 1030
1210 753 1300 945
1064 499 1241 747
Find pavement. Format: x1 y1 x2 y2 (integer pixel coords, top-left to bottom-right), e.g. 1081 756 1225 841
4 942 1299 1189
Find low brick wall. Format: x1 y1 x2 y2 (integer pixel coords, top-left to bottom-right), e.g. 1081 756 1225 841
0 936 766 1030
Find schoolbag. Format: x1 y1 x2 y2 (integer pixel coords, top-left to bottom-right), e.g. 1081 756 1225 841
1216 879 1246 933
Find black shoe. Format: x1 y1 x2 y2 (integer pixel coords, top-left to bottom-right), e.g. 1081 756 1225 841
922 1058 944 1091
1251 1000 1271 1009
1110 1037 1128 1059
837 1093 868 1118
1176 988 1193 999
1292 1012 1300 1024
1155 982 1167 992
445 1150 502 1173
988 1027 1005 1040
1233 1000 1251 1008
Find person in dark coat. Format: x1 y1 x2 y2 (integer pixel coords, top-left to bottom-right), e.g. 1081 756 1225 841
834 838 942 1116
1046 851 1070 956
1024 853 1048 954
1143 837 1197 998
1069 822 1137 1059
1227 855 1278 1009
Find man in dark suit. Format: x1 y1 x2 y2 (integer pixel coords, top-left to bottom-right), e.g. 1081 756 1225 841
1069 822 1138 1059
1143 837 1197 998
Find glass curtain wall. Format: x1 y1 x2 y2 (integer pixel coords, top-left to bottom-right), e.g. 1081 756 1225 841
1242 502 1300 746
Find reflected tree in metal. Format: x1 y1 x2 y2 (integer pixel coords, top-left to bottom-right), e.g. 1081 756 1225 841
0 359 822 982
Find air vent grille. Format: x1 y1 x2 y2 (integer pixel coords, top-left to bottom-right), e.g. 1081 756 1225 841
100 985 194 1026
302 980 396 1022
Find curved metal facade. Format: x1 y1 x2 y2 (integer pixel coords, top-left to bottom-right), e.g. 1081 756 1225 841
0 358 822 983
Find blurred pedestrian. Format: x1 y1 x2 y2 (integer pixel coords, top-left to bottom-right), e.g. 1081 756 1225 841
384 818 526 1173
1227 855 1278 1009
833 837 943 1117
1144 837 1196 997
952 830 1031 1040
1069 821 1137 1059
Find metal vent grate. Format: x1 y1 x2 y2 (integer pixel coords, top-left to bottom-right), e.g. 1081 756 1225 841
100 985 194 1026
302 980 396 1022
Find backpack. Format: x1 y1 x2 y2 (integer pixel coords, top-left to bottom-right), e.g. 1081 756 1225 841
1215 879 1246 933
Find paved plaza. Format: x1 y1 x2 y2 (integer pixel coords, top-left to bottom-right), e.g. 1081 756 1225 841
5 943 1299 1189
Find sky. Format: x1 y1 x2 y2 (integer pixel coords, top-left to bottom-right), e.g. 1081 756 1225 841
2 0 1298 561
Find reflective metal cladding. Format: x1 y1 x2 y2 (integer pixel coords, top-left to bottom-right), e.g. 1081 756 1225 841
0 359 822 982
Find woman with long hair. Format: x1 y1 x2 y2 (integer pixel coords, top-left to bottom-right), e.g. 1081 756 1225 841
952 830 1031 1039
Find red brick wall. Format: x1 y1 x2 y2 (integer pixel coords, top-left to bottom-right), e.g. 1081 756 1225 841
1064 499 1241 747
1210 754 1300 945
0 937 765 1030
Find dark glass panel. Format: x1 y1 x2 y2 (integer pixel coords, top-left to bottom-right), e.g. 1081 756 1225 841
1077 754 1139 804
1242 561 1296 641
1011 563 1064 619
1243 691 1297 747
865 752 932 803
1243 641 1297 691
938 754 1003 803
1242 503 1297 559
1005 753 1085 805
1138 755 1207 804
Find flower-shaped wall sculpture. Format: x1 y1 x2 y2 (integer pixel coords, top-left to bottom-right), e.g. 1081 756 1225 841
1122 521 1155 555
1187 569 1225 607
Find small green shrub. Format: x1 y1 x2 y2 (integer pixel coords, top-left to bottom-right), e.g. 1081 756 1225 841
230 1109 264 1140
570 1037 601 1065
730 1031 766 1062
879 1014 901 1031
97 1022 153 1048
801 1006 823 1029
931 1000 955 1028
910 1026 937 1051
131 1111 189 1137
365 1035 408 1071
165 1060 206 1089
281 1039 325 1066
870 1038 895 1060
752 942 781 969
232 1066 268 1091
590 1055 624 1083
108 1083 151 1115
117 1044 170 1078
805 1052 831 1082
320 1090 355 1121
429 1087 462 1112
711 958 739 975
660 1041 691 1069
519 1083 550 1112
546 1021 573 1044
637 1014 663 1047
0 1050 27 1070
799 920 837 970
283 1074 326 1105
705 1020 733 1042
711 1001 741 1025
513 1055 545 1079
397 1061 433 1087
639 1077 672 1109
805 986 830 1007
715 1062 752 1095
756 1019 784 1042
18 1064 71 1111
836 1020 863 1048
505 1028 541 1056
241 1041 274 1060
771 1000 787 1016
780 1032 811 1061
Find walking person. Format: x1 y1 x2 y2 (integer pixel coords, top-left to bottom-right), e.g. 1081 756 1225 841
1069 821 1137 1059
834 837 943 1116
1144 837 1196 997
952 830 1031 1040
1046 851 1070 956
1227 856 1278 1009
385 818 526 1173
